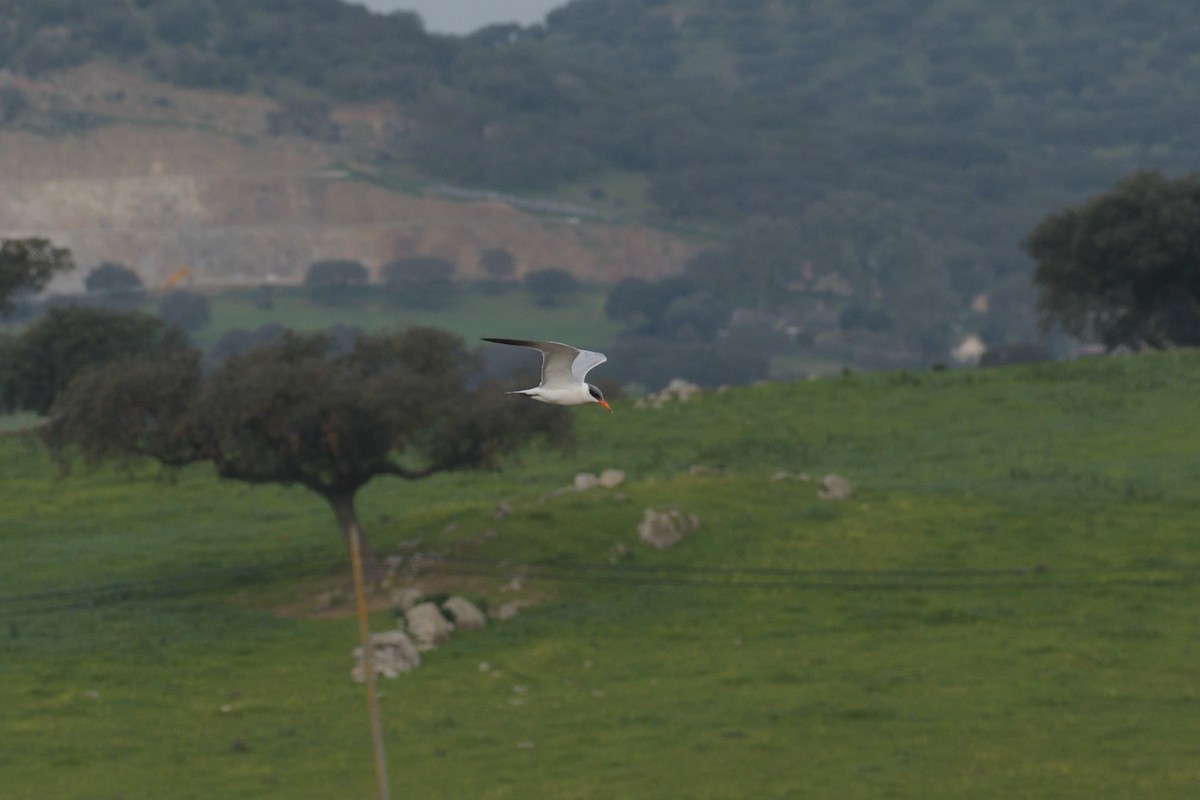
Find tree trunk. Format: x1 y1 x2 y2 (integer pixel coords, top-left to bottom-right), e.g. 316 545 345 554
328 491 382 584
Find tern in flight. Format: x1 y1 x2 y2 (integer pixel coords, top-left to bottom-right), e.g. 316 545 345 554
482 338 612 412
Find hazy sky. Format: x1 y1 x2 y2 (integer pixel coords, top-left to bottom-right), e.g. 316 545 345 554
356 1 569 34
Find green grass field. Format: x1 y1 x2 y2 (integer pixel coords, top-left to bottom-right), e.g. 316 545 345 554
2 350 1199 798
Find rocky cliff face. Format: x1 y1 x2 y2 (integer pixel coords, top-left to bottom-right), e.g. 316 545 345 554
0 65 695 291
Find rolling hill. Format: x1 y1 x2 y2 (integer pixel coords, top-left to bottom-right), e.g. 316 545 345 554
4 0 1200 361
2 350 1198 797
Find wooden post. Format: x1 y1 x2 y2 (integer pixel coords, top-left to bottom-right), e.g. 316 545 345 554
349 521 391 800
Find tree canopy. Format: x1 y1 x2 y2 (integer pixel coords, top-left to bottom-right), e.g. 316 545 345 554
43 326 571 572
158 289 212 332
6 305 190 414
0 237 73 313
84 262 143 294
8 1 1200 362
1026 170 1200 350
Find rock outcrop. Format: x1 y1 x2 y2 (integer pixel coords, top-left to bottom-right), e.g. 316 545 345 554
352 630 421 682
405 601 453 648
637 507 700 550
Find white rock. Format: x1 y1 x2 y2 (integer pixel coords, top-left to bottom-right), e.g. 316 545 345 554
598 468 626 489
664 378 703 402
352 629 421 681
573 472 600 491
817 474 854 500
637 507 700 550
405 601 453 647
441 596 487 630
391 586 423 612
640 378 704 408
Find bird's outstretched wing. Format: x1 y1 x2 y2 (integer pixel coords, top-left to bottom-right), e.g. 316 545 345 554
482 338 607 387
569 348 607 382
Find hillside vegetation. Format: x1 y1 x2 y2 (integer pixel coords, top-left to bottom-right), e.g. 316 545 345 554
4 0 1200 363
2 351 1198 797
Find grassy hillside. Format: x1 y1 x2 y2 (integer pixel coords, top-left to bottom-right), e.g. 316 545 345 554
2 351 1199 798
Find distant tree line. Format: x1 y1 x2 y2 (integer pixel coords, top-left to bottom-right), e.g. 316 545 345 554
301 251 577 309
3 240 570 581
6 1 1200 360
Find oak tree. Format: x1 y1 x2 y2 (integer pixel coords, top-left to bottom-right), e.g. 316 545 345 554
43 327 571 577
8 305 190 414
0 237 73 313
1026 170 1200 350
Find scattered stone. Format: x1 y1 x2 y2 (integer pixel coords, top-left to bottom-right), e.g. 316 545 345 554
491 601 528 621
494 501 512 519
352 629 422 681
441 596 487 630
817 473 854 500
574 472 600 491
515 740 536 749
598 468 626 489
605 542 630 565
405 601 454 648
772 470 812 482
638 378 705 408
379 555 405 588
637 507 700 550
391 586 423 612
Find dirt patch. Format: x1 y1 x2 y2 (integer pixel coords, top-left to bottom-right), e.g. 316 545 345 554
1 64 698 290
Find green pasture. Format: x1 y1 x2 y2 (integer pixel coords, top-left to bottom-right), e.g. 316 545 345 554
2 351 1199 798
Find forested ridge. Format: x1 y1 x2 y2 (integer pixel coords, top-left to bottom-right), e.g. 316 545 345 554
3 0 1198 364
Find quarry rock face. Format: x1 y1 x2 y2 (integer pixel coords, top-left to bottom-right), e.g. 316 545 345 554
0 67 696 292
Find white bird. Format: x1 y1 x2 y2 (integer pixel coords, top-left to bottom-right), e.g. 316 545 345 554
483 338 612 412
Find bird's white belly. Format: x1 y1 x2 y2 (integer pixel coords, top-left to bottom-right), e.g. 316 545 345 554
524 385 591 406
